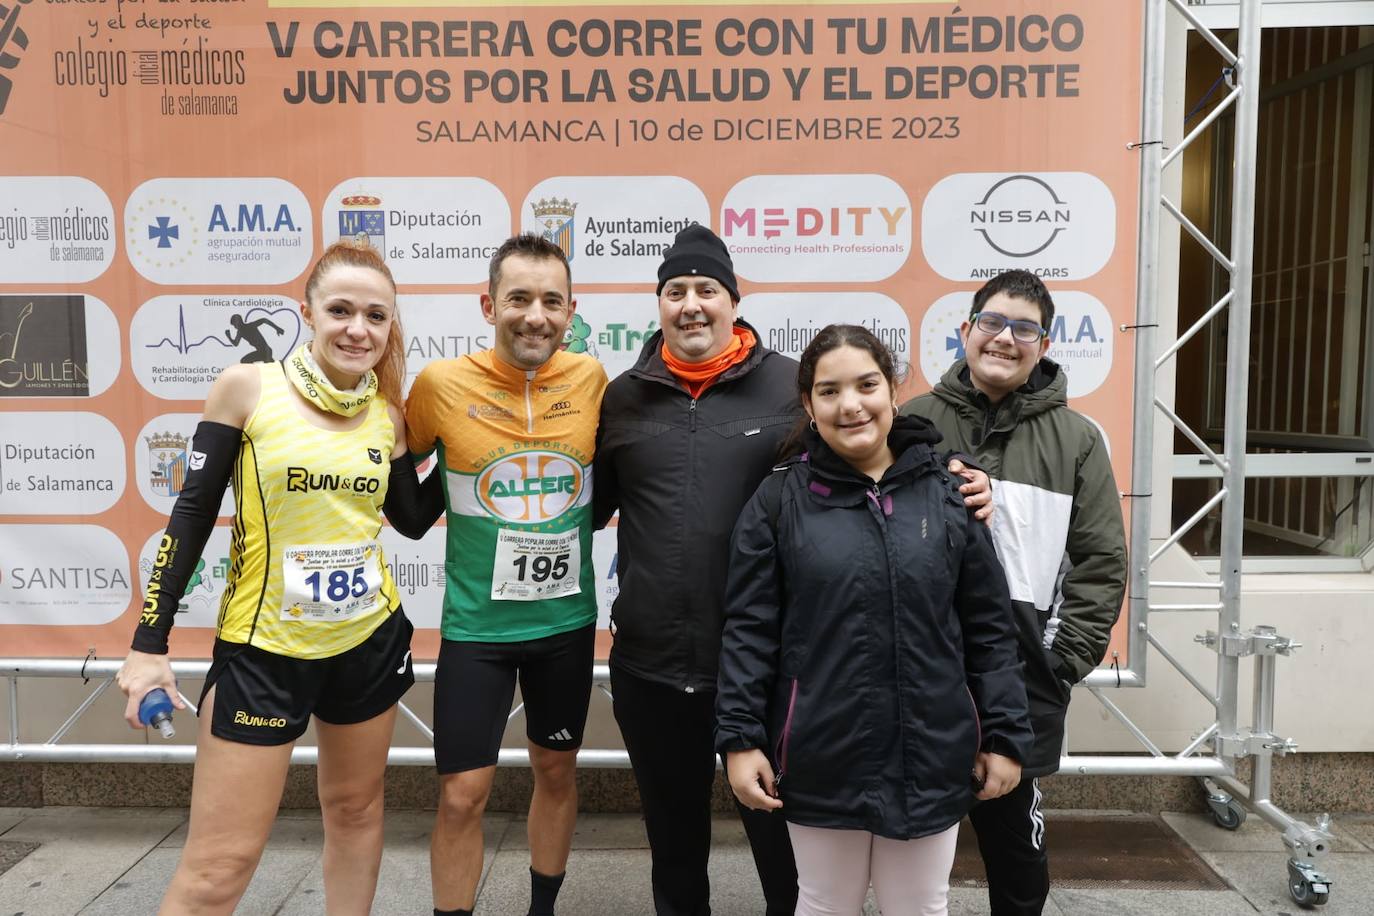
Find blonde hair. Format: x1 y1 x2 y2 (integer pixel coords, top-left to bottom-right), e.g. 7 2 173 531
303 239 406 405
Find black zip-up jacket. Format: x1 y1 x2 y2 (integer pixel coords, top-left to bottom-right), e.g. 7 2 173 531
594 321 801 691
715 417 1032 840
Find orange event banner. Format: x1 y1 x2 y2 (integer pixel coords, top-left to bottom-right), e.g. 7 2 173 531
0 0 1142 659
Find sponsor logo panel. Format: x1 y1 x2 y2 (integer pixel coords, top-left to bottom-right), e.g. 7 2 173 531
322 178 510 284
137 528 232 629
0 294 119 398
0 177 117 283
0 525 131 625
520 176 709 283
0 412 124 514
917 290 1113 398
720 174 913 282
921 172 1116 281
564 293 658 381
130 294 300 399
742 293 912 370
379 525 447 630
398 294 490 392
134 414 235 516
124 178 312 284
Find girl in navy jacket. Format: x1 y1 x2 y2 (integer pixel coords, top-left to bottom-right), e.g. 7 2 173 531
716 324 1032 916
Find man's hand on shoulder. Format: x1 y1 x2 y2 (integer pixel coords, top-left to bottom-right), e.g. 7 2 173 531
948 458 994 525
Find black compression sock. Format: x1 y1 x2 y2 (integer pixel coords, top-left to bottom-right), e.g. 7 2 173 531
528 867 566 916
434 909 472 916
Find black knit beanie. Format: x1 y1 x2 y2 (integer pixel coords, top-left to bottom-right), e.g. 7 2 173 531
655 225 740 302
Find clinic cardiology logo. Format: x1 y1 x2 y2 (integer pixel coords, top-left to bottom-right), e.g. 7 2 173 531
126 197 200 269
532 197 577 262
0 0 33 117
339 194 385 251
969 175 1071 258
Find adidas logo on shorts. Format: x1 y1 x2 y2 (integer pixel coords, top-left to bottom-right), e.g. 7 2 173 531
548 729 573 742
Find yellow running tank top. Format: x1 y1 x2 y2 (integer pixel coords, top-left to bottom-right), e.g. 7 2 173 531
216 362 401 658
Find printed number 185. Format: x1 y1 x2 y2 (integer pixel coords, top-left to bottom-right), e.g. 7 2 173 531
305 567 368 602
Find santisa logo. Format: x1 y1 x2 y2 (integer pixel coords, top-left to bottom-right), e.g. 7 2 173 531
476 451 583 524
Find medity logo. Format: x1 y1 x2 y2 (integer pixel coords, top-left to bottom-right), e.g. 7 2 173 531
720 174 913 282
722 205 907 240
476 451 584 524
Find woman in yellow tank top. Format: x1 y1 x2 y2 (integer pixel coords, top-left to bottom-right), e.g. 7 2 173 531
116 240 435 915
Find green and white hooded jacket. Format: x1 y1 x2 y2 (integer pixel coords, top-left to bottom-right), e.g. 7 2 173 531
904 357 1127 777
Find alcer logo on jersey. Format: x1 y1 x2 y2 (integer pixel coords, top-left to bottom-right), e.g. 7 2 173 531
476 451 584 524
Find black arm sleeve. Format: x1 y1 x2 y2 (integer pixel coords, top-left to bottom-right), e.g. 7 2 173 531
131 421 240 654
383 456 444 539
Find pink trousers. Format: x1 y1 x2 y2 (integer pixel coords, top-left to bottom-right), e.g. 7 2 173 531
787 821 960 916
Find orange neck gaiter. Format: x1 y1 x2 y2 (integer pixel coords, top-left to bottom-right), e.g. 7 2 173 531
661 325 757 399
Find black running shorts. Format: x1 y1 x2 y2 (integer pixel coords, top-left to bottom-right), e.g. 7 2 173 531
200 608 415 746
433 622 595 774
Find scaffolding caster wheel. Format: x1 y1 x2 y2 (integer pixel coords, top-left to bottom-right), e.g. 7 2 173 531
1205 793 1246 831
1287 859 1331 908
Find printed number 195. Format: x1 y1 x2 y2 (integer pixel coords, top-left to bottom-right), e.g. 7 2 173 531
512 553 569 583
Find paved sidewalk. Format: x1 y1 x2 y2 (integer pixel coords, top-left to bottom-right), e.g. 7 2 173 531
1 807 1372 914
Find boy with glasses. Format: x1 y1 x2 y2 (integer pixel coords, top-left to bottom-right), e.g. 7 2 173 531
902 269 1127 915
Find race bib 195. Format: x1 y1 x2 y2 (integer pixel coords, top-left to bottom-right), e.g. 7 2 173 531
490 528 581 601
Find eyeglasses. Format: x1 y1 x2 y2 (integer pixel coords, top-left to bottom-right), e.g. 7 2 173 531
970 311 1047 343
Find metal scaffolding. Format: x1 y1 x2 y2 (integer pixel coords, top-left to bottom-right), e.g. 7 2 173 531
0 0 1341 907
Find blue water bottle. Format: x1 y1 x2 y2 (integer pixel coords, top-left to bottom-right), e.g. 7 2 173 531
138 688 177 739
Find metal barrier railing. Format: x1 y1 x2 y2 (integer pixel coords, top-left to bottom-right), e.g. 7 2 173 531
3 657 1224 776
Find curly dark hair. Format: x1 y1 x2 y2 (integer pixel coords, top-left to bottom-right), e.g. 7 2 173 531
971 269 1055 329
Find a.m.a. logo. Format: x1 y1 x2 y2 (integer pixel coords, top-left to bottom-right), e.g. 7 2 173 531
476 451 584 524
0 295 89 396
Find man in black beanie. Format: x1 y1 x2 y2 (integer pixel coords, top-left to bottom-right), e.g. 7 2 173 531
594 223 800 915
